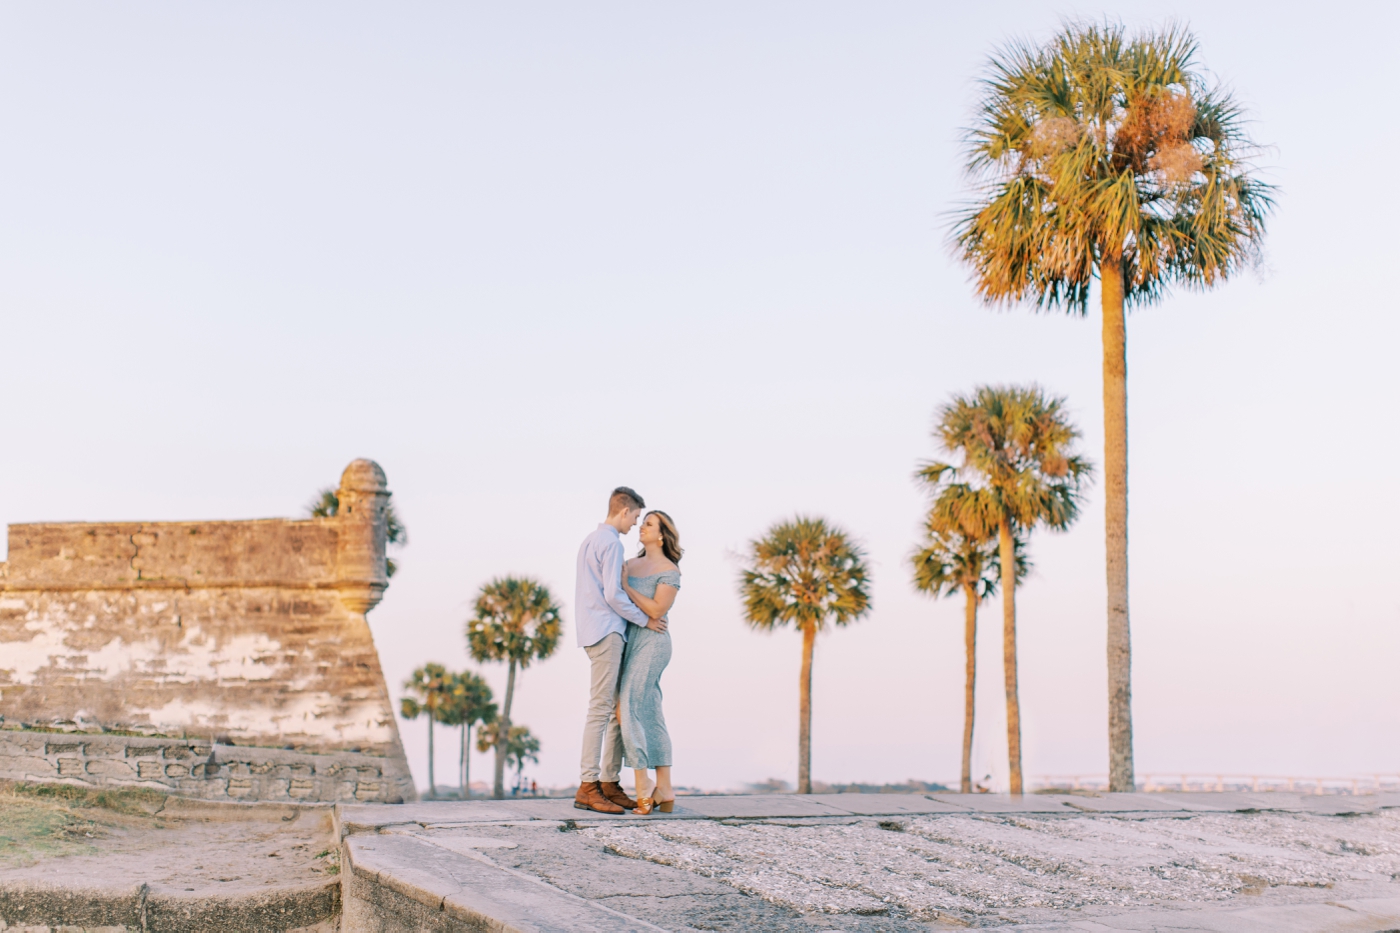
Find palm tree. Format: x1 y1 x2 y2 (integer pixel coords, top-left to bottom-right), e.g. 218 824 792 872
400 663 453 799
920 385 1090 794
910 499 1025 794
739 517 871 794
951 22 1273 792
438 671 497 799
477 723 541 795
466 577 562 799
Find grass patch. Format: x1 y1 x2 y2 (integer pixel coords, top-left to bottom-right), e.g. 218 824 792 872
0 782 169 867
314 847 340 876
3 781 168 816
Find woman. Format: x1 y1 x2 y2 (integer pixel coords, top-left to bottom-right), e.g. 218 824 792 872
618 510 682 814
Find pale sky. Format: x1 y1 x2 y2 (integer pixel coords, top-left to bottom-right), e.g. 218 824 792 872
2 2 1395 794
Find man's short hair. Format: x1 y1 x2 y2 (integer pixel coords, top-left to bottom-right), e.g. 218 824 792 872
608 486 645 515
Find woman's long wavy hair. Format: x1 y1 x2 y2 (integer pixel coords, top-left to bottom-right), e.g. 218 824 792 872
638 510 683 564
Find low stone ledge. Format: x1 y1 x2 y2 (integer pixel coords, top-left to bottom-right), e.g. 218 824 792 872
0 730 415 804
0 879 339 933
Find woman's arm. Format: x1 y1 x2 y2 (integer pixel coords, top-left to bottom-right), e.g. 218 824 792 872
621 580 678 619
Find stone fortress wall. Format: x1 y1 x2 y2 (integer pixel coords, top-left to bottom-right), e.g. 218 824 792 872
0 459 415 803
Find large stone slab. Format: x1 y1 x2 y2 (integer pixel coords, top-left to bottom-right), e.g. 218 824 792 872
803 793 967 816
671 794 853 819
929 792 1082 813
1051 793 1213 814
339 800 528 833
343 831 664 932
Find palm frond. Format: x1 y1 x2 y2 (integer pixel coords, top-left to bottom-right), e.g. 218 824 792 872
950 19 1274 311
466 576 563 668
739 516 871 633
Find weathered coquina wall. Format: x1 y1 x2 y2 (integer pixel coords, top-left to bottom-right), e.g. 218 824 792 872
0 459 414 802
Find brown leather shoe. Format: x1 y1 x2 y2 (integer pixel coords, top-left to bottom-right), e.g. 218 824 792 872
599 781 638 810
574 781 624 814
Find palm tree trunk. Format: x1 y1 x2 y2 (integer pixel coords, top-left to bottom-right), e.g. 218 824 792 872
493 660 516 799
797 623 816 794
1101 255 1135 793
961 584 978 795
999 519 1023 796
464 722 476 795
426 714 435 800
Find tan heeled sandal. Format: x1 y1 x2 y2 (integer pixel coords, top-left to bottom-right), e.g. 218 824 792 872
633 796 655 815
656 799 675 813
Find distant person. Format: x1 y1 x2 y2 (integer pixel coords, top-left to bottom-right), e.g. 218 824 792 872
618 510 683 814
574 486 664 814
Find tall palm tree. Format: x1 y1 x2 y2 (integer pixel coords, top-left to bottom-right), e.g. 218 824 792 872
400 663 453 799
921 385 1090 794
910 499 1025 794
951 22 1273 791
740 517 871 794
438 671 496 799
477 723 541 795
466 577 562 799
308 486 409 577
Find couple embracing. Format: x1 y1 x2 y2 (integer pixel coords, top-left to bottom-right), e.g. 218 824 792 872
574 486 683 815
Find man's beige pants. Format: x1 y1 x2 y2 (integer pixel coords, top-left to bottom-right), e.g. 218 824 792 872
579 632 625 783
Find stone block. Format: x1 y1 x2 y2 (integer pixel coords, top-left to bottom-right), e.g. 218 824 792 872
45 742 85 756
927 793 1080 813
676 794 851 819
339 801 526 834
56 757 84 776
2 757 56 780
1052 793 1204 813
84 759 136 779
802 793 966 816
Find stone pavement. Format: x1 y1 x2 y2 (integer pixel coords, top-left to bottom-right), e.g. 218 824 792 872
337 792 1400 931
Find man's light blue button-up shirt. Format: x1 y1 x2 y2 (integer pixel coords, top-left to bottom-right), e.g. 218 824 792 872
575 523 650 648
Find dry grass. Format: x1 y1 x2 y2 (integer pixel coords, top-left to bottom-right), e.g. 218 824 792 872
0 781 170 867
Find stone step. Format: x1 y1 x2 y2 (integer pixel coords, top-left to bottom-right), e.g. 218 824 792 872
341 831 664 932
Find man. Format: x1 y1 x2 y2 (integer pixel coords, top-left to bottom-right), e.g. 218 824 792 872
574 486 667 814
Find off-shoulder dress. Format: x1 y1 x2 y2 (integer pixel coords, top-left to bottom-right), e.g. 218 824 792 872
618 569 680 769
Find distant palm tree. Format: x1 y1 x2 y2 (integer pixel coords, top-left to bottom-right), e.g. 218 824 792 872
910 498 1025 794
920 385 1090 794
476 723 540 795
307 487 408 577
400 663 453 799
952 22 1273 792
740 517 871 794
438 671 497 799
466 577 562 799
